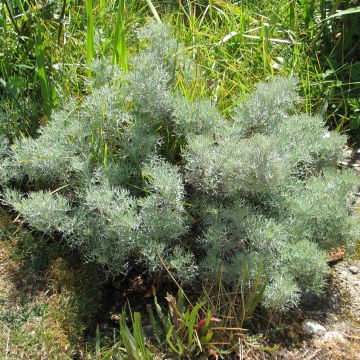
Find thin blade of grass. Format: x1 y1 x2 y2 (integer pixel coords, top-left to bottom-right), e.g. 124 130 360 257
148 308 162 345
145 0 162 24
325 6 360 20
133 312 149 360
35 30 52 117
99 0 105 22
120 309 138 359
113 0 128 70
187 301 204 347
3 0 21 35
85 0 95 77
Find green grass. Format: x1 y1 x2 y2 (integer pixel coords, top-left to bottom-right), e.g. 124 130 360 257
86 0 95 78
159 1 358 125
2 0 359 137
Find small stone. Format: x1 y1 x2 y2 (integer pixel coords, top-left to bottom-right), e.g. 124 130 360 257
320 331 346 344
348 266 359 274
303 321 327 336
353 281 360 287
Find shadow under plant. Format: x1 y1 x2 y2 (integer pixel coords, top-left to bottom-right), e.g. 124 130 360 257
0 210 105 358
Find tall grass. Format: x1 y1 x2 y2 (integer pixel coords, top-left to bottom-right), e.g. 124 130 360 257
85 0 95 77
150 0 360 134
2 0 359 135
145 0 162 24
35 30 53 119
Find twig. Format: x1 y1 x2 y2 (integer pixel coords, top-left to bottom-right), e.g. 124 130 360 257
344 333 360 340
238 336 244 360
212 327 247 331
51 184 71 194
5 329 10 360
305 349 322 360
157 254 192 306
12 214 20 223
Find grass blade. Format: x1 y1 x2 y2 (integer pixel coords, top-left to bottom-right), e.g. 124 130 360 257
113 0 128 70
120 309 138 359
325 6 360 20
301 0 315 29
133 312 149 360
85 0 95 77
148 308 162 345
145 0 162 24
187 301 204 347
99 0 105 22
35 30 52 118
2 0 21 35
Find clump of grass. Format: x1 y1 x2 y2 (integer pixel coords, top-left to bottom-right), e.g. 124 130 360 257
147 0 360 133
2 0 359 138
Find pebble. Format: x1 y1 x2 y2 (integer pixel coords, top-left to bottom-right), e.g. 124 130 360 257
303 321 327 336
320 331 346 344
348 266 359 275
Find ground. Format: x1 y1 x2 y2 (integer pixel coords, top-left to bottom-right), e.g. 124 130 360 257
0 210 104 359
0 208 360 359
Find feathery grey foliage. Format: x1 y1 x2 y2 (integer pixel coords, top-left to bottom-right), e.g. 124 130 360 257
0 22 358 311
232 76 300 136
